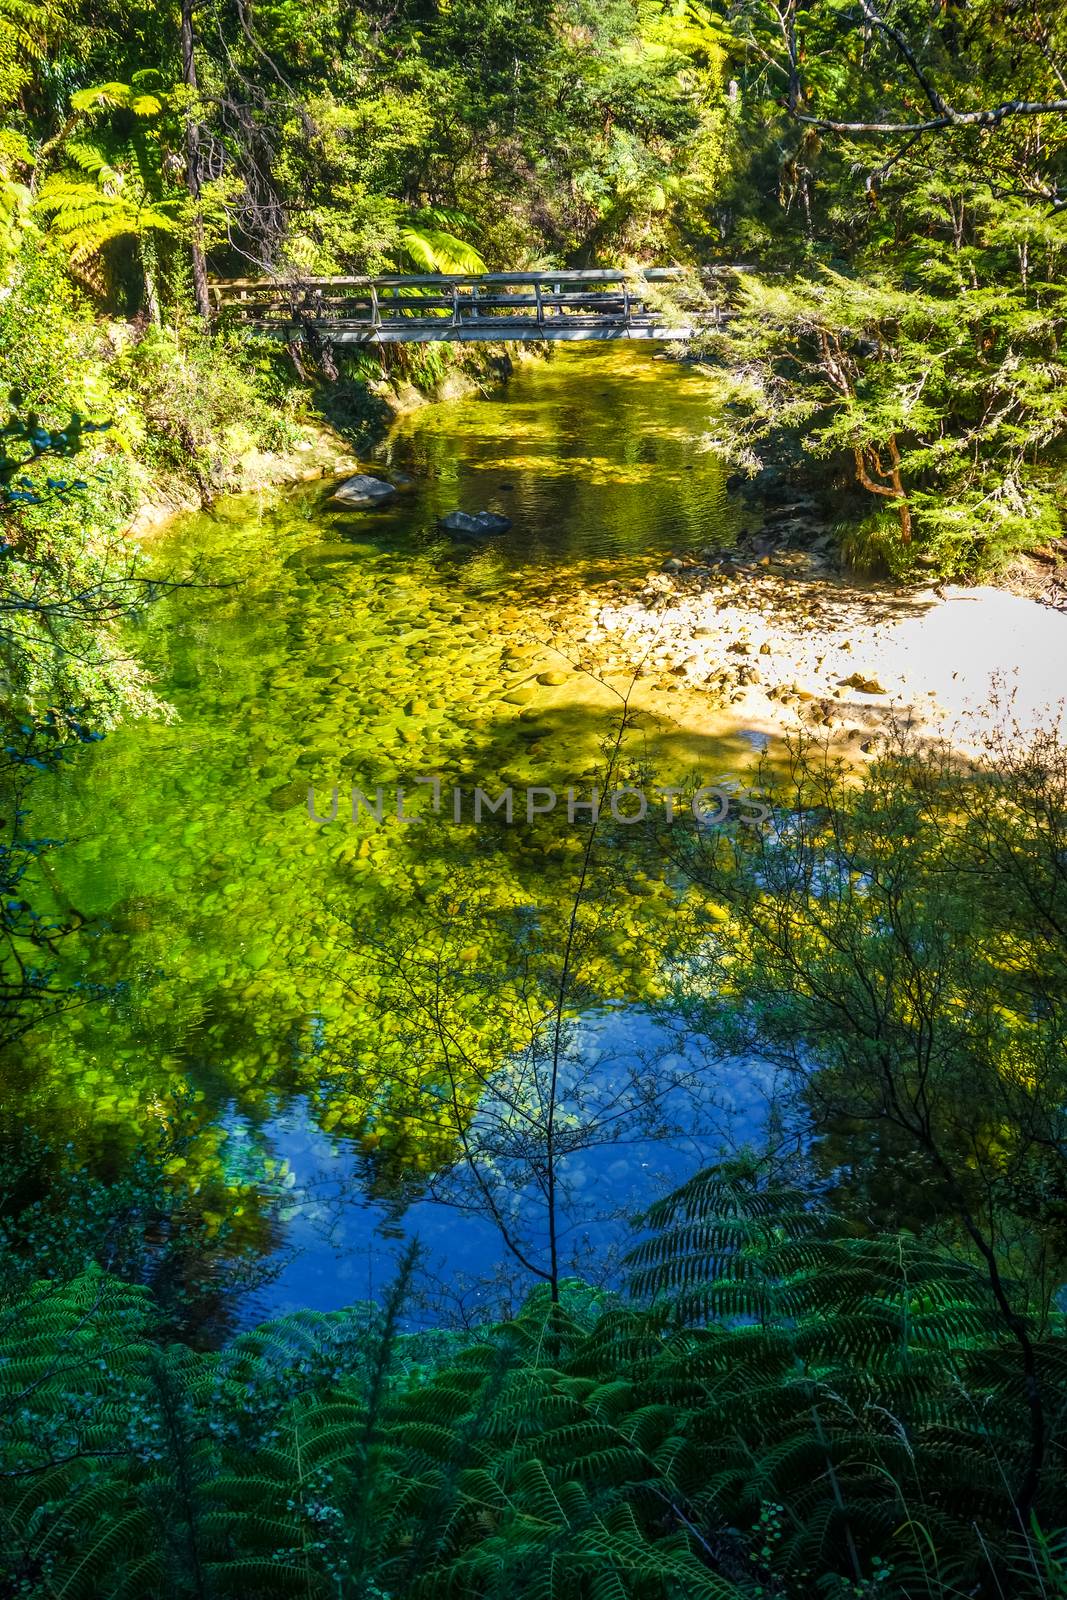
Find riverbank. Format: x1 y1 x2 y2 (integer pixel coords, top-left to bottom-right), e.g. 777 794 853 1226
126 342 536 540
546 546 1067 758
126 417 351 539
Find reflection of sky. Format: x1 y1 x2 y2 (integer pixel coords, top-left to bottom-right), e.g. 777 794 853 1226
17 343 753 1336
240 1005 798 1329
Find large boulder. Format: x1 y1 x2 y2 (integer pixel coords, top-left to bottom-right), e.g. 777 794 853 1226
439 509 512 539
331 474 397 509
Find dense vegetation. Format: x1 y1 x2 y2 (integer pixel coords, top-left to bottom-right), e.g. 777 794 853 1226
1 0 1066 1595
707 0 1067 576
3 1167 1066 1599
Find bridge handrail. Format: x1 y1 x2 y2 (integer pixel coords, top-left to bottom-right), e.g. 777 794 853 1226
206 264 745 341
210 267 703 300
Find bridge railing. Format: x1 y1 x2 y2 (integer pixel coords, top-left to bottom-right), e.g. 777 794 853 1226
209 267 724 342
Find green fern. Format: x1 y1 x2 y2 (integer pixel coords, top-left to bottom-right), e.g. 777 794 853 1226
398 207 486 275
32 75 180 308
36 136 179 265
1 1167 1065 1597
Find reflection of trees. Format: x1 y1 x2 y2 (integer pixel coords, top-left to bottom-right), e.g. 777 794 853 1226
2 365 737 1281
326 677 722 1304
0 716 93 1049
671 720 1067 1524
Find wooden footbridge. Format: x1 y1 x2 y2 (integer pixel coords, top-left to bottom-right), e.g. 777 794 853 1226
210 268 728 345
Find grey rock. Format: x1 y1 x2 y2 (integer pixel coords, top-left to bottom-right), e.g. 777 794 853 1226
267 780 307 811
439 509 512 539
331 474 397 508
766 498 817 521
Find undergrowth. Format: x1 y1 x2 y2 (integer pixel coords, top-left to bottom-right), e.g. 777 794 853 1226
1 1164 1064 1598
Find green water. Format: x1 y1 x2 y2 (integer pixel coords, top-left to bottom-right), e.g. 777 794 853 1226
14 346 747 1313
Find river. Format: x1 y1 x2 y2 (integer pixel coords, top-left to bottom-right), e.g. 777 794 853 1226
14 345 791 1331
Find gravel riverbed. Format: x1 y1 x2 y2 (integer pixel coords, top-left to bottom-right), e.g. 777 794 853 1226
554 549 1067 756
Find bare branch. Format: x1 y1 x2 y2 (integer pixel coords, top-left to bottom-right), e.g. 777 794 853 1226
854 0 952 119
792 97 1067 137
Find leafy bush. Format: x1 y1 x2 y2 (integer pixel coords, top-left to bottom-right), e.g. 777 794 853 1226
114 325 302 493
1 1165 1064 1598
0 249 111 422
705 262 1067 580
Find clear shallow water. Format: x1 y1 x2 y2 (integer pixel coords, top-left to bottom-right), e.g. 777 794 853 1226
13 345 771 1329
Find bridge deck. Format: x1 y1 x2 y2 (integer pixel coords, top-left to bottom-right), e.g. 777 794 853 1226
210 268 725 344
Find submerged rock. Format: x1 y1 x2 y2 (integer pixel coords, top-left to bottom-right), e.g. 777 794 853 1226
267 780 307 811
439 509 511 539
331 474 397 509
301 542 364 566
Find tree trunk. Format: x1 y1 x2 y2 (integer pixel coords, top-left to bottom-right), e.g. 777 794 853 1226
852 439 912 542
181 0 211 321
142 236 162 327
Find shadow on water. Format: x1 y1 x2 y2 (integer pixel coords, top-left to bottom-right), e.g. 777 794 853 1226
8 344 779 1331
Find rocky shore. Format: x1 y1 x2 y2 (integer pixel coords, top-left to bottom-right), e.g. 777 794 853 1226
127 346 534 541
555 542 1067 756
126 421 362 541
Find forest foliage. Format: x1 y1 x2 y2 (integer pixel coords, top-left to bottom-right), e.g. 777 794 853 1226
701 0 1067 575
0 2 1066 1595
3 1165 1067 1599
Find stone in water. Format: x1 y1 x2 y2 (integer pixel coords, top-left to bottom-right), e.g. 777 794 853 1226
331 474 397 508
439 510 512 539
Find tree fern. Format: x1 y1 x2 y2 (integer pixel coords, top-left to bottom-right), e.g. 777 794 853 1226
36 137 179 265
398 207 486 275
32 76 180 308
